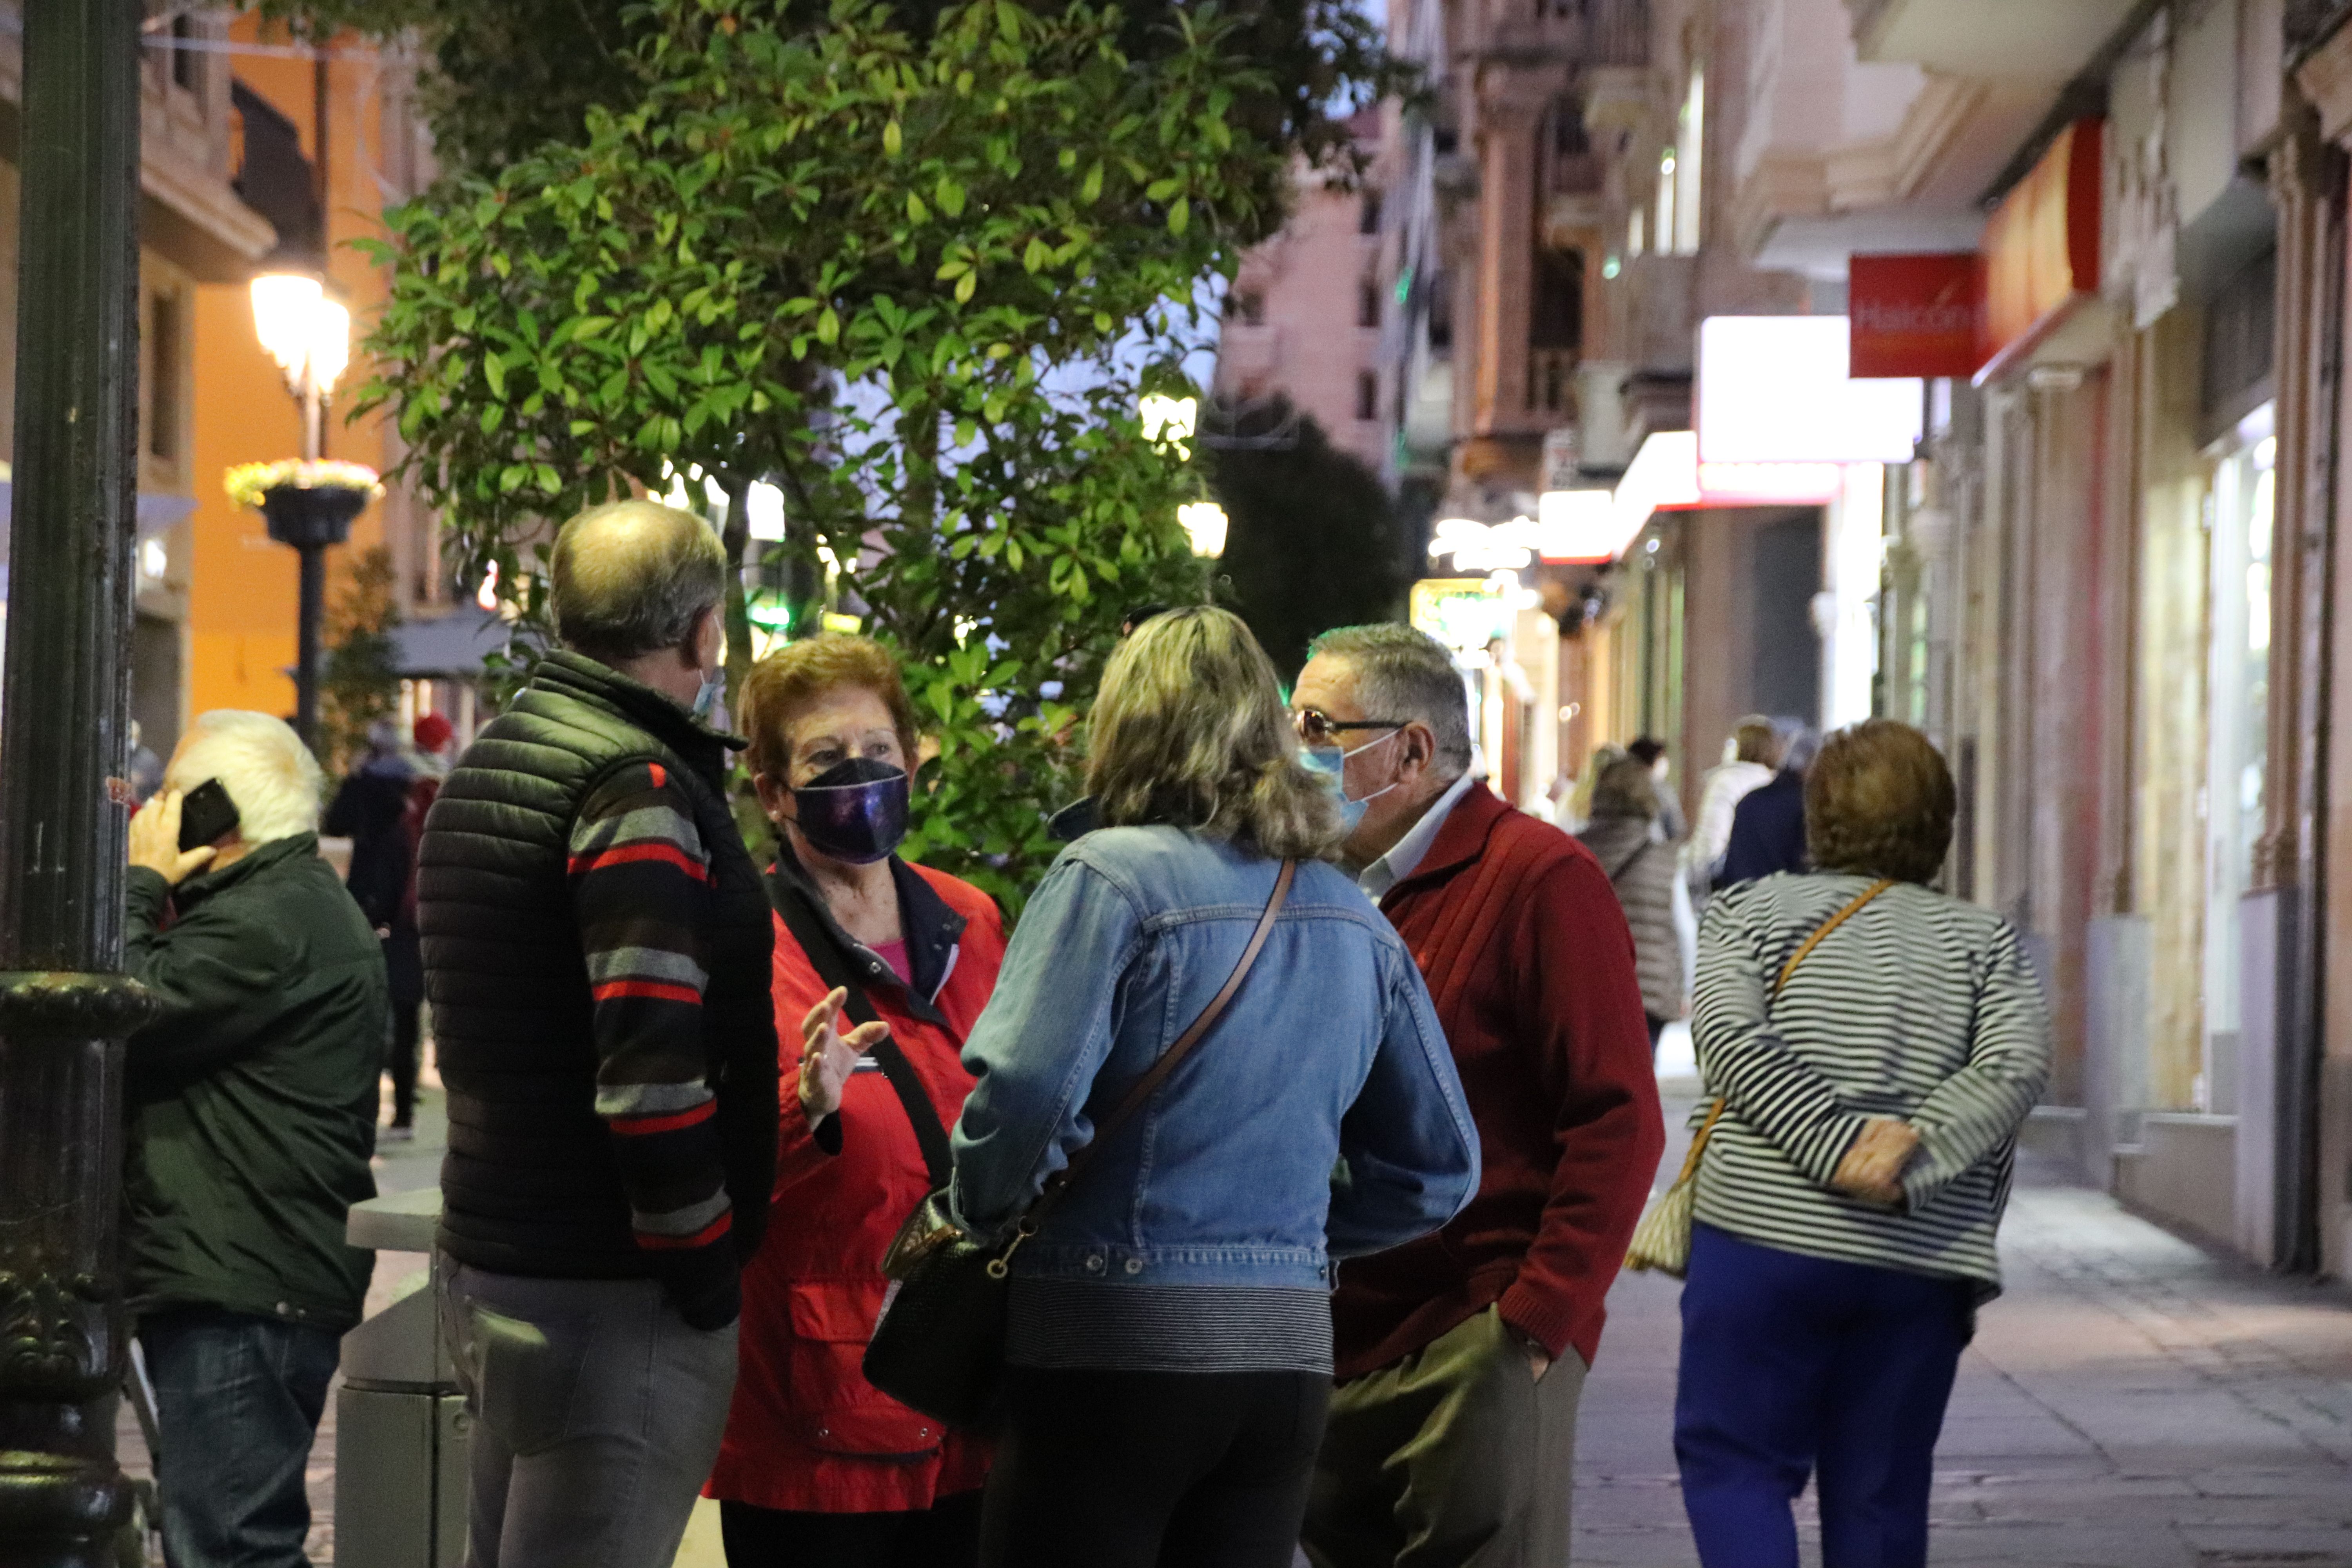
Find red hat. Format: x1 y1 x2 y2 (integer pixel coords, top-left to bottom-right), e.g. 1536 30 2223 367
413 712 456 753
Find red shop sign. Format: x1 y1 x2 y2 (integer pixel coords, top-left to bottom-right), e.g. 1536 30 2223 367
1850 253 1984 379
1976 118 2103 383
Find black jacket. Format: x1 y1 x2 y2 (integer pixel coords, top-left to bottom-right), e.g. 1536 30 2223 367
122 834 384 1331
1717 768 1809 887
417 651 779 1281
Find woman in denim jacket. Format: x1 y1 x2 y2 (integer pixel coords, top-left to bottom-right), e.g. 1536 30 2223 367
947 607 1481 1568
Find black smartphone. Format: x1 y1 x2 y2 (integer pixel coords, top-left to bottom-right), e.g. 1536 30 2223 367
177 778 241 853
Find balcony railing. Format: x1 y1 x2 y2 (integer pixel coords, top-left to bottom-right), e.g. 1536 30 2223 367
1546 151 1605 197
2287 0 2352 55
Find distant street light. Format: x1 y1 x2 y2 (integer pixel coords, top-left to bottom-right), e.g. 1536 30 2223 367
1141 393 1198 459
249 272 355 742
1178 499 1228 558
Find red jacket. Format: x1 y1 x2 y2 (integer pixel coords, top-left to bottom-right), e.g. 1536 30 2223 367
1332 785 1666 1378
706 860 1005 1514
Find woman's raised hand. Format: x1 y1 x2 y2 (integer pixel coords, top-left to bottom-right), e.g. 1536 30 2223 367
797 986 890 1122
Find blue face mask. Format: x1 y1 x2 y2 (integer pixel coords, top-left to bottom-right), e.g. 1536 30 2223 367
792 756 911 866
691 669 728 726
1299 731 1401 833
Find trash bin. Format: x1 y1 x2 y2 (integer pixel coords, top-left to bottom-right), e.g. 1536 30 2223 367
338 1188 468 1568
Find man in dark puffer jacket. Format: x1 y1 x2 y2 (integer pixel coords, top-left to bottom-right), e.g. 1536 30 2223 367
418 500 779 1568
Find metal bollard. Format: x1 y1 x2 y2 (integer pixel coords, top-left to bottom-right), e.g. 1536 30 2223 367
338 1189 469 1568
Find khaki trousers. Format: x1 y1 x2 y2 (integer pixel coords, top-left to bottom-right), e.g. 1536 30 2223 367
1303 1305 1587 1568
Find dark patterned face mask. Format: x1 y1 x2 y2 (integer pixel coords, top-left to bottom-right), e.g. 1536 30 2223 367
791 757 910 866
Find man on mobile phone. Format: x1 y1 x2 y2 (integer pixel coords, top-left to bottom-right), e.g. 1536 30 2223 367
121 710 387 1568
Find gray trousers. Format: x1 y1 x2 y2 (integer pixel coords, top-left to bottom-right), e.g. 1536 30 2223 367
1303 1306 1588 1568
439 1259 737 1568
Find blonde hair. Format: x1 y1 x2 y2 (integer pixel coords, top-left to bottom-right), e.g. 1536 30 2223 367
1087 607 1342 860
164 710 325 844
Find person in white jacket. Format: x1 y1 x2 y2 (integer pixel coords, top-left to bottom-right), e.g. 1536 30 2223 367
1684 716 1783 893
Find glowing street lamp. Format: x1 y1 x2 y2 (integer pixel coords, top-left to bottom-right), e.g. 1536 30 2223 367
1178 500 1228 558
249 272 358 741
250 272 352 460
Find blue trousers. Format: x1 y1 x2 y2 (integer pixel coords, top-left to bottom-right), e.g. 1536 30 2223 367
139 1306 341 1568
1674 1224 1972 1568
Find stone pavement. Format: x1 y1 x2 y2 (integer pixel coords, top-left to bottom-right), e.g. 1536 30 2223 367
116 1065 2352 1566
1575 1082 2352 1567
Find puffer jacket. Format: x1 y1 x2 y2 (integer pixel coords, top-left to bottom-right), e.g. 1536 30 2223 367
1579 813 1684 1021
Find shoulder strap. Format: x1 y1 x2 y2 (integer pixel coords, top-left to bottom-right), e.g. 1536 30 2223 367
766 870 954 1191
1772 877 1897 997
1688 876 1898 1166
1037 858 1298 1207
1608 838 1652 882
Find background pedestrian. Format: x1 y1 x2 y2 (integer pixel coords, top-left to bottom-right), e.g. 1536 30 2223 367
1716 721 1817 887
1580 755 1686 1057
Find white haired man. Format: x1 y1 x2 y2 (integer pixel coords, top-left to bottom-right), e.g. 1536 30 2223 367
121 710 387 1568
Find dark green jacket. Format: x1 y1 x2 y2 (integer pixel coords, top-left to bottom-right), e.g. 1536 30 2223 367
123 833 383 1331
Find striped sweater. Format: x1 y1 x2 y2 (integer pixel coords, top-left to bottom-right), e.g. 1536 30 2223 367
1690 872 2051 1296
569 760 734 1316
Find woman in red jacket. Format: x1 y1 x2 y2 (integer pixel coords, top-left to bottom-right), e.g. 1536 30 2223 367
708 635 1005 1566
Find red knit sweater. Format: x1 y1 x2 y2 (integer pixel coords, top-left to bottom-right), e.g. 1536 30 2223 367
1332 785 1666 1377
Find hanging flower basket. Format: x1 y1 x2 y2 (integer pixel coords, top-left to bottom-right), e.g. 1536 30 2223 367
225 459 384 550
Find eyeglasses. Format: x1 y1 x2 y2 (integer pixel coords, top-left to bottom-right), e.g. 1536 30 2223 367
1293 708 1406 748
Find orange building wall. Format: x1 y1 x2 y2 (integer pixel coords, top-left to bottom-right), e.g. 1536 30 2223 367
186 16 405 720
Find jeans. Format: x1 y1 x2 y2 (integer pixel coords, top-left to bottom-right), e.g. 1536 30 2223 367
1305 1305 1588 1568
138 1306 341 1568
980 1367 1329 1568
439 1259 739 1568
1675 1224 1973 1568
720 1492 983 1568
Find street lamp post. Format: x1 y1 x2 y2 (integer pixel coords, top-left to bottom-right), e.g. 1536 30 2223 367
0 1 156 1563
249 274 351 743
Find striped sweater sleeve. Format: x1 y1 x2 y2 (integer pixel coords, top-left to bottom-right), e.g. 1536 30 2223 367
1899 920 2051 1211
569 761 737 1328
1691 895 1871 1188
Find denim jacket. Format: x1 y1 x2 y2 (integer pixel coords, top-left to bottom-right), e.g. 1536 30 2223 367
948 827 1479 1292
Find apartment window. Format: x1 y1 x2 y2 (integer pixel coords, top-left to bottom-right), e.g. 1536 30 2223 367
1231 290 1266 326
1530 249 1584 351
171 15 200 94
147 289 185 463
1359 189 1384 236
1358 278 1381 330
1356 370 1379 422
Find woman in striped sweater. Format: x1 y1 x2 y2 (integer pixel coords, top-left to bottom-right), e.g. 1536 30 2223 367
1677 719 2050 1568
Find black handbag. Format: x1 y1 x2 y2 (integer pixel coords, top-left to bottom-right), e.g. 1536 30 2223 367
862 858 1299 1427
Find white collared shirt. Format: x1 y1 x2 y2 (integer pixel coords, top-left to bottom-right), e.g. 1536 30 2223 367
1358 771 1483 902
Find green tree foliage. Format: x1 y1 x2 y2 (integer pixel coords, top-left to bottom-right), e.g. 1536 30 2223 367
318 544 403 771
355 0 1278 910
258 0 1399 208
1211 399 1405 681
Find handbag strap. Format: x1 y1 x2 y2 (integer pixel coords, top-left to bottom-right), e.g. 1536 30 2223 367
766 867 955 1192
1031 857 1298 1214
1688 877 1898 1168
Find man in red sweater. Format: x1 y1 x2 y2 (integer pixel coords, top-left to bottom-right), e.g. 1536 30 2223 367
1295 623 1666 1568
